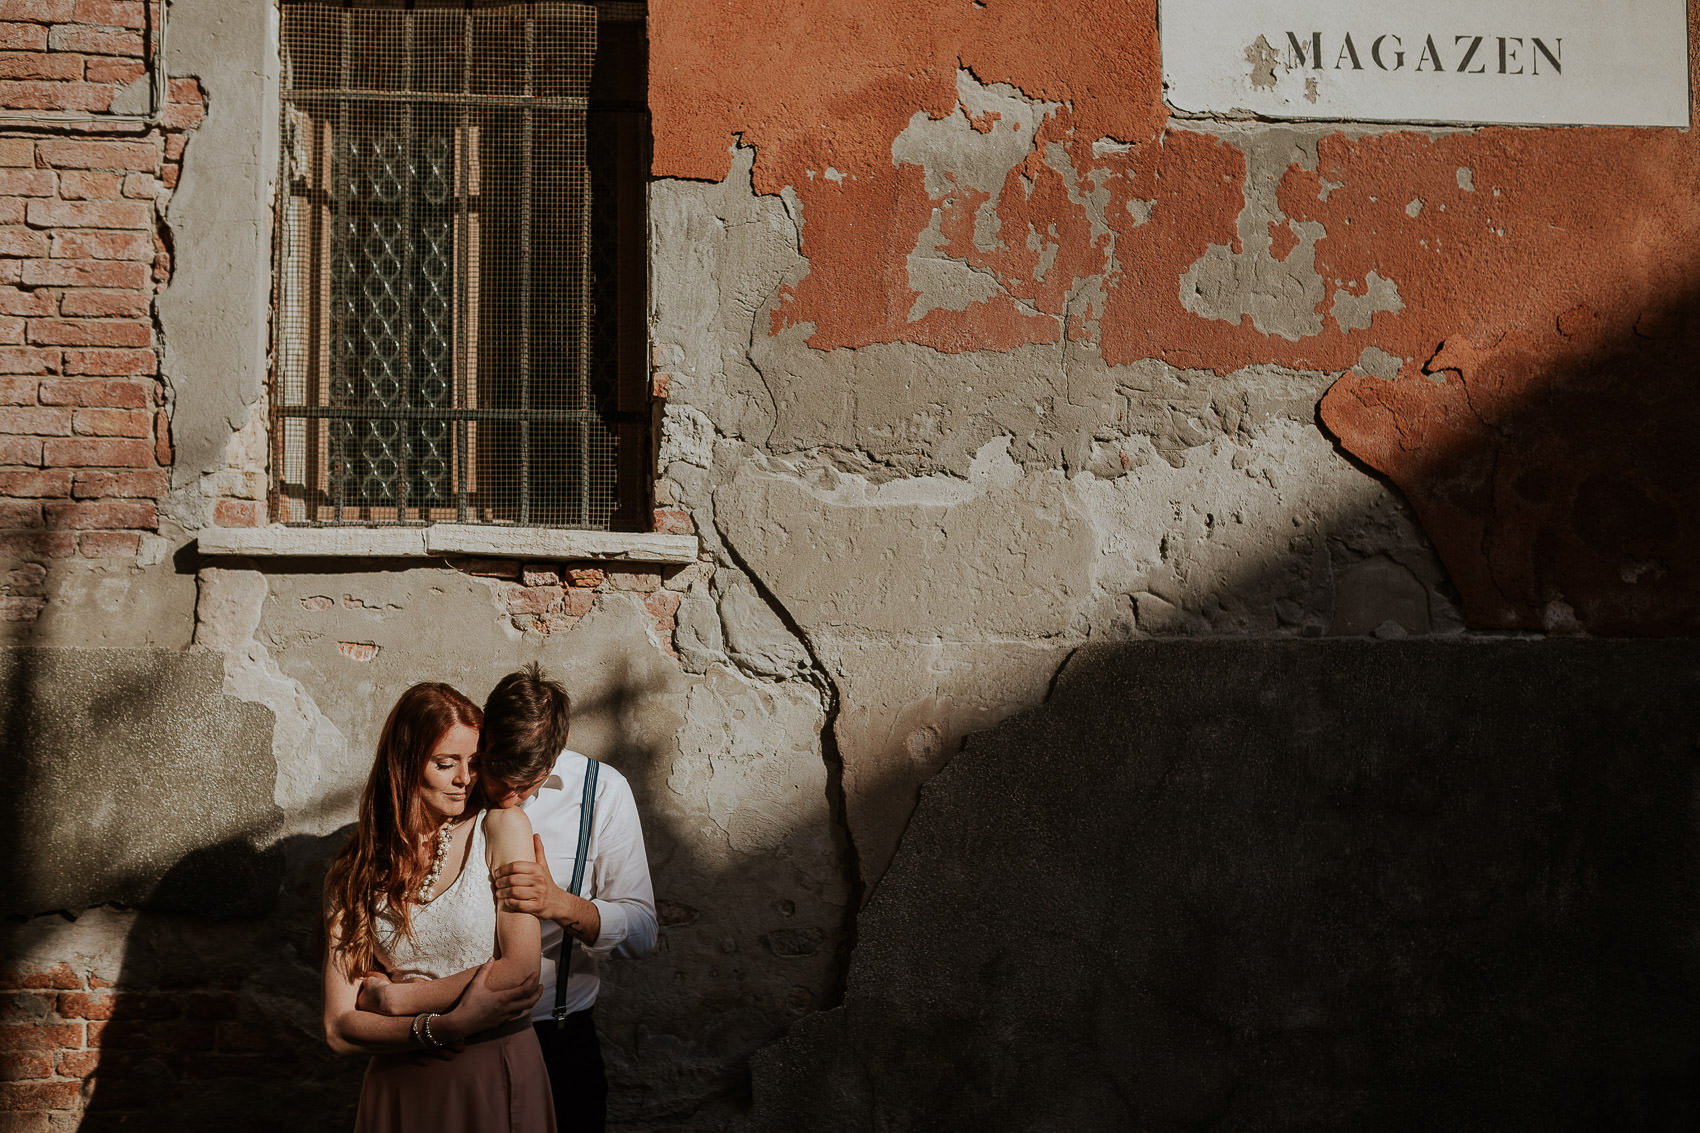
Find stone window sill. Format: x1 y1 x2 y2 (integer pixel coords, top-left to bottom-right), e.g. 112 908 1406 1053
196 524 700 564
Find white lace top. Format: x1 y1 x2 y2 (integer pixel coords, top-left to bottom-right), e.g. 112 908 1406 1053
375 814 496 980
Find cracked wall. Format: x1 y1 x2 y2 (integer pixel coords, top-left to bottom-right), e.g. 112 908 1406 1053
5 1 1699 1128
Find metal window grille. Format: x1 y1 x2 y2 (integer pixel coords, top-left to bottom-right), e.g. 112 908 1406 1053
274 1 635 529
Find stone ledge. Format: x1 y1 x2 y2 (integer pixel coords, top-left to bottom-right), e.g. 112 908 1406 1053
197 524 700 564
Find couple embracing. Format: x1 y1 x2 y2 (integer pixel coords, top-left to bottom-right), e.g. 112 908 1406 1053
320 664 657 1132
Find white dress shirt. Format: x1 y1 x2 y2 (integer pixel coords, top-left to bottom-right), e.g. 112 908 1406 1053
522 748 657 1020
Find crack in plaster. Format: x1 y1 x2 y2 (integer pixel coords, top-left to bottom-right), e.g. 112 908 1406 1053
193 568 352 833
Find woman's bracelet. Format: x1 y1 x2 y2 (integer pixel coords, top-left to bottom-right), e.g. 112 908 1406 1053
412 1012 441 1049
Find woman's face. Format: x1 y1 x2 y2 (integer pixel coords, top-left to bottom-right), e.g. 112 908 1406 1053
418 722 480 825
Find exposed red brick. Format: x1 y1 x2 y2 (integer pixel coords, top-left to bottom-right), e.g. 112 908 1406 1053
0 996 51 1028
0 1021 82 1050
0 436 41 465
23 199 151 230
33 138 159 171
653 507 693 534
54 1049 99 1079
58 171 122 201
0 377 33 404
0 470 70 496
566 567 605 588
70 407 148 436
0 53 82 82
77 530 139 557
62 347 152 375
561 588 594 617
0 408 70 436
0 0 74 19
0 228 46 259
0 170 54 198
120 171 155 199
59 290 146 319
22 260 149 290
212 498 261 527
0 138 30 167
72 469 165 497
41 436 150 467
643 590 683 619
44 499 155 530
0 1052 50 1081
454 557 520 578
0 204 19 229
83 56 145 85
0 23 46 52
39 378 150 407
503 582 561 616
45 25 142 57
0 500 42 527
52 993 113 1021
26 320 150 348
5 562 44 586
0 316 20 345
0 1080 79 1110
605 566 661 591
0 595 49 619
0 80 115 112
522 566 560 587
74 0 149 29
0 287 55 317
0 347 57 375
161 96 203 132
159 161 177 188
50 229 152 260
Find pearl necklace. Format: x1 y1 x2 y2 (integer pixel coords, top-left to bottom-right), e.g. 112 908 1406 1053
418 820 455 903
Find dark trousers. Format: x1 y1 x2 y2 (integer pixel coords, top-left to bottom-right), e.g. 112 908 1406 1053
533 1009 608 1133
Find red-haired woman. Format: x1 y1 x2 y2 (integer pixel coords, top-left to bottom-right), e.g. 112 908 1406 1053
322 682 556 1131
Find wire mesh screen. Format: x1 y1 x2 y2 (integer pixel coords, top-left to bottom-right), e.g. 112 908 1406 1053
275 1 623 528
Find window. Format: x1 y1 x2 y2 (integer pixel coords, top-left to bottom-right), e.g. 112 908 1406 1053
273 1 649 530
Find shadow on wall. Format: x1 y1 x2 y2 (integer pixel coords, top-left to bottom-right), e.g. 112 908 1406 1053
1319 262 1700 636
744 637 1700 1133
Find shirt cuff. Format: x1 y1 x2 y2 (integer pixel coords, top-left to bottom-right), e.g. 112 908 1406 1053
588 898 628 953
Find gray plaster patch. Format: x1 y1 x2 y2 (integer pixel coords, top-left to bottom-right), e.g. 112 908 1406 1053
1175 127 1331 341
891 69 1062 322
1355 345 1403 381
1457 166 1475 191
1330 270 1404 333
0 647 280 916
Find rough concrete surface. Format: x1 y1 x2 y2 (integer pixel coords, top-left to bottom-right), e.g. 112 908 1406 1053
0 647 280 917
744 639 1700 1132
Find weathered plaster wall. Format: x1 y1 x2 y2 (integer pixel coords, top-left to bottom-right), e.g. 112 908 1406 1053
6 0 1700 1128
650 0 1700 636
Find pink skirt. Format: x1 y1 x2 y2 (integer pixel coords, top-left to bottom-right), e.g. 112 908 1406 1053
354 1019 556 1133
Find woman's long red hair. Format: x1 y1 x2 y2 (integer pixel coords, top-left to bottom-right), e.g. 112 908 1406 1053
323 682 483 978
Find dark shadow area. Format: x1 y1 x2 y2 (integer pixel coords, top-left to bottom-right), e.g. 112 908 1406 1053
745 638 1700 1132
76 830 358 1133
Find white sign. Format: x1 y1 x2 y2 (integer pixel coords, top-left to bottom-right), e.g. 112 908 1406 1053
1161 0 1691 127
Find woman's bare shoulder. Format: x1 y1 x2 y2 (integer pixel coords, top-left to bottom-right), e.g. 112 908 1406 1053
481 805 534 836
481 805 535 863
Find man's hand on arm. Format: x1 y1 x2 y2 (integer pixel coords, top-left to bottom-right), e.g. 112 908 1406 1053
493 833 602 945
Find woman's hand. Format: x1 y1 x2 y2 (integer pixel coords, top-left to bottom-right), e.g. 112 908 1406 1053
356 973 400 1016
441 960 543 1039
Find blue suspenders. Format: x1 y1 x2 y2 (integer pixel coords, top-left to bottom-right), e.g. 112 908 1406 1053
553 759 600 1028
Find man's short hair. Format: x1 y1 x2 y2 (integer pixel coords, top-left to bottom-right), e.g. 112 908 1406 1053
479 662 572 784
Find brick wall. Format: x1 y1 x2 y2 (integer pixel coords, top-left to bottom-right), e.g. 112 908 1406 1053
0 0 203 624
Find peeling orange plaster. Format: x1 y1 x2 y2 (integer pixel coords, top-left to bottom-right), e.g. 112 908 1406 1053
652 1 1700 632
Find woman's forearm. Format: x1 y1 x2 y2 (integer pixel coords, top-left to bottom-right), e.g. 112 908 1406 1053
325 1004 470 1056
365 969 476 1016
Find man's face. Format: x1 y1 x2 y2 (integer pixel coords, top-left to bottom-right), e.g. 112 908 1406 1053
483 769 549 809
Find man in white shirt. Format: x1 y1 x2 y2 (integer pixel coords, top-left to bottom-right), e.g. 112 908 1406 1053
481 664 659 1133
